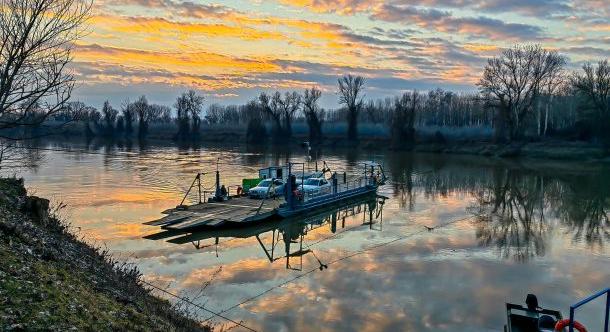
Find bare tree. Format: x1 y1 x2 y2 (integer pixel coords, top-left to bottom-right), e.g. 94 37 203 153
205 104 222 125
66 101 96 137
280 91 301 138
83 105 99 137
538 63 566 136
0 0 90 138
151 104 171 124
478 45 566 142
572 60 610 117
174 90 204 140
121 99 135 135
338 74 365 142
101 100 117 136
571 60 610 145
186 91 204 136
390 91 420 149
302 87 325 143
244 100 267 143
260 92 284 139
131 96 150 139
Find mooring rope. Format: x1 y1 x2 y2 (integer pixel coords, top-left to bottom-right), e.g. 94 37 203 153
139 279 258 332
202 214 473 321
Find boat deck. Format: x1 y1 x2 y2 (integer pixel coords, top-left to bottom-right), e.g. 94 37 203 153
143 163 386 231
144 196 283 229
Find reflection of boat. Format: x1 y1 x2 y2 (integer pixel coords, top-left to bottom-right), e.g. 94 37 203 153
505 289 610 332
145 194 386 270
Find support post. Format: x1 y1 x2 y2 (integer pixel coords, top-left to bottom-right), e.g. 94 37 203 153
179 174 198 207
286 163 293 210
332 172 337 194
197 173 202 204
604 290 610 332
215 170 221 198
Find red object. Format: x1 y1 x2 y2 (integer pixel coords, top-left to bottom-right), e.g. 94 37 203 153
293 189 303 200
555 319 587 332
236 186 243 196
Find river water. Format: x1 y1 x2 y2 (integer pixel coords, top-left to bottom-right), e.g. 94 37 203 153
16 141 610 331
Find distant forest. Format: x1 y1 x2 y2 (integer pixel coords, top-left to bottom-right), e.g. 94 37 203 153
7 45 610 149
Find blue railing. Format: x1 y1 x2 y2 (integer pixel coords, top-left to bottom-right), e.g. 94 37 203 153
568 288 610 332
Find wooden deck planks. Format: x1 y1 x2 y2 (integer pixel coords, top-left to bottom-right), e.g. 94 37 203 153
144 212 195 226
151 196 283 230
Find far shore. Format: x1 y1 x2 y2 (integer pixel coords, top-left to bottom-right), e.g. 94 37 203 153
25 124 610 163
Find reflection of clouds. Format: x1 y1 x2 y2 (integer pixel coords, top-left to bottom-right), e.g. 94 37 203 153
182 258 279 287
142 273 176 287
246 233 608 331
22 145 610 331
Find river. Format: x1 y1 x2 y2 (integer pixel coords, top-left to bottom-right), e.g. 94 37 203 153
17 141 610 331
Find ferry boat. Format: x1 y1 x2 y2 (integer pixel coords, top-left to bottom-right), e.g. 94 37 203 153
143 161 386 230
277 161 386 218
505 289 609 332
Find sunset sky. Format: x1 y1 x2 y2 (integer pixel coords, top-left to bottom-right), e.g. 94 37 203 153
74 0 610 108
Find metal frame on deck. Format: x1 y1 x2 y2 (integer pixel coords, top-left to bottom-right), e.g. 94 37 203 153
568 288 610 332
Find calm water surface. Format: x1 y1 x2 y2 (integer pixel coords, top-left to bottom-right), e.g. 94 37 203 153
17 141 610 331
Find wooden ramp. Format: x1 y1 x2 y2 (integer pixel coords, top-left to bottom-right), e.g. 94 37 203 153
144 196 283 230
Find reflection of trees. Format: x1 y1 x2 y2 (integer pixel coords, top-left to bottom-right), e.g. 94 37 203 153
470 166 610 260
0 141 44 173
549 174 610 248
386 152 416 210
471 168 548 262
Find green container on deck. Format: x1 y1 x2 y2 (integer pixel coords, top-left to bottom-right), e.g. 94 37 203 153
242 178 261 193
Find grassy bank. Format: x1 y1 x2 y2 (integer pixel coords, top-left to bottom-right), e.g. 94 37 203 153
0 178 208 331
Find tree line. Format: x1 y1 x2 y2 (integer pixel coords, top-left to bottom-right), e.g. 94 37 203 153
48 45 608 149
0 0 608 150
0 0 610 148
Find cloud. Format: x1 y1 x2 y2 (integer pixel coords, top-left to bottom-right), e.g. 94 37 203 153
370 4 544 40
278 0 574 18
564 46 610 58
277 0 376 14
89 15 286 41
67 0 608 107
475 0 572 17
275 1 546 40
73 44 281 76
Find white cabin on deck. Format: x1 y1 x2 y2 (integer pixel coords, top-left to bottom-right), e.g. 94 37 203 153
259 166 289 182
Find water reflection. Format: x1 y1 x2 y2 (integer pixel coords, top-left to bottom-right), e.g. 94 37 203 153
149 196 386 271
451 165 609 261
470 168 549 261
551 173 610 247
17 141 610 331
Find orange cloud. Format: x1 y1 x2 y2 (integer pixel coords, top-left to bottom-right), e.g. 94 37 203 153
73 44 281 76
89 15 286 41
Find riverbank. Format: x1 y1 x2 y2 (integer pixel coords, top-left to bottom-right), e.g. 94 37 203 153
410 140 609 161
0 178 208 331
315 138 608 162
32 123 610 162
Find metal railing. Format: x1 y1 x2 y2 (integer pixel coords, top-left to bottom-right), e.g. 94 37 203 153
568 288 610 332
301 176 372 202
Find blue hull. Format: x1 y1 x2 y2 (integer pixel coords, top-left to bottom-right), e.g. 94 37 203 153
277 185 378 218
